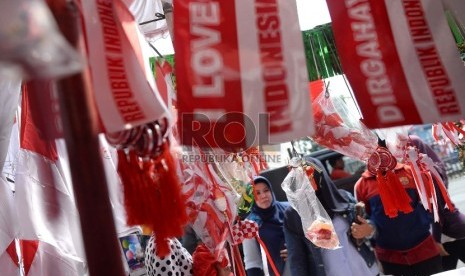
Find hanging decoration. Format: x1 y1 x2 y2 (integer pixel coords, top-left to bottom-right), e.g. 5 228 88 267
282 158 340 249
310 81 377 161
432 121 465 146
366 147 413 218
106 119 188 257
180 148 237 263
173 0 313 149
302 23 343 82
80 0 169 132
326 0 465 129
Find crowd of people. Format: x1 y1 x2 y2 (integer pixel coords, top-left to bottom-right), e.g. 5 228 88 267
143 137 465 276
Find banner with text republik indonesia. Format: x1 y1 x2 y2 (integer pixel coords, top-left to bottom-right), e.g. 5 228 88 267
326 0 465 128
174 0 313 150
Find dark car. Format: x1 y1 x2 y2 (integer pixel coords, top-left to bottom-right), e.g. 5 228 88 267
260 149 366 202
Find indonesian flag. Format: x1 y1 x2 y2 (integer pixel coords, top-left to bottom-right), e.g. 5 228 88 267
326 0 465 128
10 90 87 274
174 0 313 149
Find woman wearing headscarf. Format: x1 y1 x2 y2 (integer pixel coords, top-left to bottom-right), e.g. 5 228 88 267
242 176 289 276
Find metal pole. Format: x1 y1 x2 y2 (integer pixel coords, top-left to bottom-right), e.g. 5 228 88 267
47 1 125 275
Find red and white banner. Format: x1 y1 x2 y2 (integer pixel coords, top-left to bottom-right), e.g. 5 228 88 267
326 0 465 128
174 0 313 149
81 0 168 132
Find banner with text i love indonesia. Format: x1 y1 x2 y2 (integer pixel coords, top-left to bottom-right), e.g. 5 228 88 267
80 0 168 133
174 0 313 149
326 0 465 129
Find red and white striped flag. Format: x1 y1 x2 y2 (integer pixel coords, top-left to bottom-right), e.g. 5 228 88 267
174 0 313 149
327 0 465 128
11 91 87 274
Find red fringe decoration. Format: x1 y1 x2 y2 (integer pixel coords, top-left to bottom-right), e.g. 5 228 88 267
386 171 413 214
376 171 398 218
117 145 189 257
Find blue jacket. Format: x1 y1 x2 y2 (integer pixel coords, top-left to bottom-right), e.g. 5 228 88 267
284 206 326 276
245 176 289 276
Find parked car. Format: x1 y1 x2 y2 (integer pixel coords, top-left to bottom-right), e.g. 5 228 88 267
260 149 365 201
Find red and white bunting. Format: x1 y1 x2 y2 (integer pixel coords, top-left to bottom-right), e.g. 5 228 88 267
326 0 465 128
81 0 168 132
174 0 313 149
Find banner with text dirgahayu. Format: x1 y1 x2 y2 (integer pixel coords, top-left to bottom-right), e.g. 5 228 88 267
174 0 313 150
326 0 465 128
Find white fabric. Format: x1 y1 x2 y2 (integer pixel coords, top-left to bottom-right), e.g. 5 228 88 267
320 215 379 276
0 251 19 276
14 149 86 274
0 176 17 256
242 238 263 271
29 242 88 276
0 78 20 172
124 0 169 41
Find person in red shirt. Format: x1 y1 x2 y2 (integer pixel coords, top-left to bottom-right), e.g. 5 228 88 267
329 156 351 180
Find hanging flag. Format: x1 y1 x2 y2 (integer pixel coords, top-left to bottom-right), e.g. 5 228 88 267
13 94 87 274
80 0 168 132
174 0 313 150
326 0 465 128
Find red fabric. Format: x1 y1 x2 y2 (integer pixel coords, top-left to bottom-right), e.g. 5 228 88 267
155 61 172 106
231 220 258 245
330 169 351 180
6 240 18 267
326 0 423 128
309 80 325 101
192 244 229 276
21 240 40 275
375 235 439 265
6 240 40 275
20 86 58 161
117 145 189 257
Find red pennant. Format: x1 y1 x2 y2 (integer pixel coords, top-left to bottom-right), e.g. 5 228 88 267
6 240 18 267
6 240 40 275
21 240 40 275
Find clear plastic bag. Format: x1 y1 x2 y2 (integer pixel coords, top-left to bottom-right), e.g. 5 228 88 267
282 159 340 249
0 0 82 79
180 148 237 261
311 87 378 161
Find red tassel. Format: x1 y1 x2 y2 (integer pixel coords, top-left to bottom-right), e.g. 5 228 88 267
117 145 189 258
145 144 189 257
117 149 146 226
386 171 413 214
376 171 398 218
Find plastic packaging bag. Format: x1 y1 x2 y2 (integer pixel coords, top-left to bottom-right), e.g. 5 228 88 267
282 158 339 249
0 0 81 79
180 148 237 261
311 86 377 161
